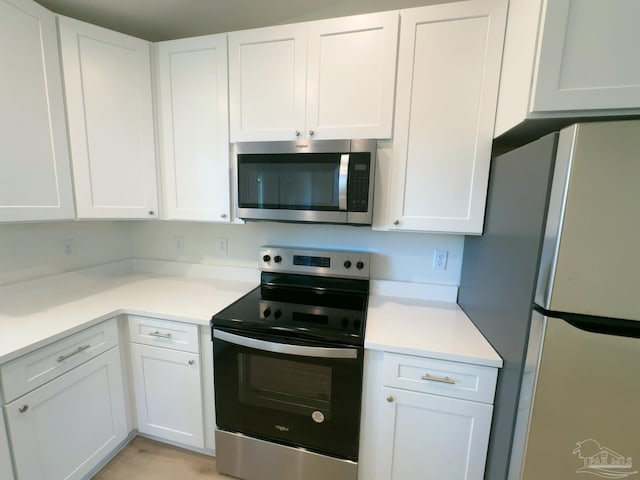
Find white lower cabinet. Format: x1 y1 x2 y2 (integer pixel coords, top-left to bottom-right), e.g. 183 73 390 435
361 351 497 480
3 347 127 480
0 411 14 480
128 318 204 449
378 387 492 480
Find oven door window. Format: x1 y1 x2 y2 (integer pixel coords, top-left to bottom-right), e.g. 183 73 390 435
237 154 340 211
213 331 363 461
239 353 332 419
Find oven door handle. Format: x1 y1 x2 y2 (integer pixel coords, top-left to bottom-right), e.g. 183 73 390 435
213 329 358 359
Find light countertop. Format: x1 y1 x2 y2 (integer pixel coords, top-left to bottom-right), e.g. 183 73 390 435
365 295 502 367
0 261 501 368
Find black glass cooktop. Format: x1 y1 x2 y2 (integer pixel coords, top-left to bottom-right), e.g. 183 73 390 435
211 273 369 346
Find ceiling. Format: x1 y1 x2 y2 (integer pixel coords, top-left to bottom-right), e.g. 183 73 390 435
34 0 453 41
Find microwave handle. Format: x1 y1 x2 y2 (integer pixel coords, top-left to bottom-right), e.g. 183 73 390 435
213 329 358 359
339 154 349 211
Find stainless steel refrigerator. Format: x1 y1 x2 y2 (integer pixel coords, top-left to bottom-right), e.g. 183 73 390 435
458 119 640 480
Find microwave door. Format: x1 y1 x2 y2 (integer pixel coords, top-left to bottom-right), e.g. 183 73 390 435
237 153 348 224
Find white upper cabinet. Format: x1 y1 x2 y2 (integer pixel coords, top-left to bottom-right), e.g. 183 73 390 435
495 0 640 137
0 0 75 222
229 24 306 142
305 12 398 140
58 16 158 219
229 12 398 142
377 0 507 234
155 34 231 222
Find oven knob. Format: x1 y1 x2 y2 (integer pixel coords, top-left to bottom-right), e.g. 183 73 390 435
356 261 365 270
263 255 271 262
264 308 271 318
341 318 349 328
344 260 352 269
353 320 361 330
274 310 282 319
274 255 282 263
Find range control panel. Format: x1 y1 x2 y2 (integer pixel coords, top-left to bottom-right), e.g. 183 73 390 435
259 246 370 279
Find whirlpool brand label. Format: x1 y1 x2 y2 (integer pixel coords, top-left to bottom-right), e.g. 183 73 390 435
573 439 638 478
275 425 289 432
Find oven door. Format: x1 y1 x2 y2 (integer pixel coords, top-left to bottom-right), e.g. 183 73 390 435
212 328 363 460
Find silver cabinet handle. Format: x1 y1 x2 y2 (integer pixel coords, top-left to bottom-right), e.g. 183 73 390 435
18 405 29 413
308 130 315 136
386 396 395 403
393 219 400 226
188 360 195 365
220 213 227 218
148 210 155 216
295 130 301 137
421 373 457 385
149 331 172 339
57 344 90 362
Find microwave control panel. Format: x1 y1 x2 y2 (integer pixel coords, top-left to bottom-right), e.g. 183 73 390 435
347 153 371 212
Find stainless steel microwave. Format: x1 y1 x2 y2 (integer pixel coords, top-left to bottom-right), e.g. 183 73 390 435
234 139 376 225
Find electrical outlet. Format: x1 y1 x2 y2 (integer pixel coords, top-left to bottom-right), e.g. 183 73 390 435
175 235 184 250
216 237 228 256
61 238 76 256
433 250 448 271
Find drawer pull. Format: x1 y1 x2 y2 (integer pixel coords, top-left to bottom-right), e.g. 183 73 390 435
421 373 457 385
188 360 195 365
57 344 91 362
149 331 172 339
386 396 395 403
18 405 29 413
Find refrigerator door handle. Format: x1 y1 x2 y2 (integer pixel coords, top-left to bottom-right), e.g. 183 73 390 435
535 305 640 339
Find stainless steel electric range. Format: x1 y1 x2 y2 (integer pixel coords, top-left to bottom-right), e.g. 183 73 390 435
211 246 370 480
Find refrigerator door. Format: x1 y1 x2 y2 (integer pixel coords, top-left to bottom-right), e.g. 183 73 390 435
536 120 640 320
520 315 640 480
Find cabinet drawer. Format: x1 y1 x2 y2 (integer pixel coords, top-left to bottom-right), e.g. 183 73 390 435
128 316 199 353
0 318 118 402
382 353 497 404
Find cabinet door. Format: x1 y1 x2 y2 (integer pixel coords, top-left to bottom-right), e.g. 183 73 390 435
385 0 507 234
0 412 13 480
228 24 307 142
59 16 158 219
532 0 640 112
378 387 493 480
130 343 204 448
156 34 231 222
4 347 127 480
0 0 74 222
305 12 398 140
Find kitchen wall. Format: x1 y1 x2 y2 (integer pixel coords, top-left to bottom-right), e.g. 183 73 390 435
129 221 464 286
0 221 132 286
0 220 464 287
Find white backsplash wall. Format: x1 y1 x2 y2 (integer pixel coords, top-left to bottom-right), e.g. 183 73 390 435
0 221 133 286
130 221 464 286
